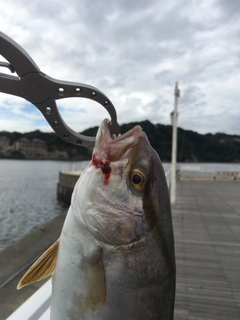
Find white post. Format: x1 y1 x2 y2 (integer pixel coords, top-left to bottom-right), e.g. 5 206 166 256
170 82 180 205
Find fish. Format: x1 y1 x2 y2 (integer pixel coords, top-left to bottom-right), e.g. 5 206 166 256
18 118 176 320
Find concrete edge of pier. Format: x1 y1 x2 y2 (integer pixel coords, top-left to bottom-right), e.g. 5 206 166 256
57 170 83 203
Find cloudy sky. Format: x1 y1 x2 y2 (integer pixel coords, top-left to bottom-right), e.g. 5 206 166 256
1 0 240 136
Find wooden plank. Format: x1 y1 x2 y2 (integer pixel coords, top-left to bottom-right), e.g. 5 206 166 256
173 180 240 319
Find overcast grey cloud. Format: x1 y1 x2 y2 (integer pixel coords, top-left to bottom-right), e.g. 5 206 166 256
0 0 240 135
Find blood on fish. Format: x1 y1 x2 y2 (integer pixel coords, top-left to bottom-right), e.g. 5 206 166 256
91 154 111 185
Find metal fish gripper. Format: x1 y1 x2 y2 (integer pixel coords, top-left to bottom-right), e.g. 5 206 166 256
0 32 120 147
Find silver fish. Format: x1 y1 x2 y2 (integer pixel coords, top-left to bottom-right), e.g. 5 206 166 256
18 119 176 319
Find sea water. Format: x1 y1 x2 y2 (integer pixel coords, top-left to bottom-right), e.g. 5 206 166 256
0 159 89 251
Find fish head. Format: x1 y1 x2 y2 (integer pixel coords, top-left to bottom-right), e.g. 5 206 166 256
72 118 174 251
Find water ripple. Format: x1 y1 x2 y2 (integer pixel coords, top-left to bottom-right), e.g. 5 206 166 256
0 159 89 251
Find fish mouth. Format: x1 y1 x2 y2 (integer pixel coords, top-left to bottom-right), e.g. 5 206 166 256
94 119 145 162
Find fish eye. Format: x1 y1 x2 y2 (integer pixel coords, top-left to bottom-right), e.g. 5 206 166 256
132 173 142 184
130 169 146 190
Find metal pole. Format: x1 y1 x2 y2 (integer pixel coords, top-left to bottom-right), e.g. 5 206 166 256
170 82 180 205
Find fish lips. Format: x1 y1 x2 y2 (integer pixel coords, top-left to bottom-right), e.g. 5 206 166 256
94 119 148 162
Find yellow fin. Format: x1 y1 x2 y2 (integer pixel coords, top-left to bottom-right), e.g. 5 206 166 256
17 239 59 289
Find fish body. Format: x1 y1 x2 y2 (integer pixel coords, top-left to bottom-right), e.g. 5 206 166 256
19 119 175 319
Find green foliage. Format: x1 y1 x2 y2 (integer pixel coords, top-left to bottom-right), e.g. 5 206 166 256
81 120 240 162
9 150 25 159
1 121 240 162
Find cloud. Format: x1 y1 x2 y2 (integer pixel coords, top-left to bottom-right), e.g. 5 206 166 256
0 0 240 135
218 0 240 18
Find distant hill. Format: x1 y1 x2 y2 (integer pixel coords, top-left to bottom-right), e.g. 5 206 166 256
82 120 240 163
1 120 240 162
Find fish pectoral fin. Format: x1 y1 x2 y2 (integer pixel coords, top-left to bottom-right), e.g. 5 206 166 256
17 238 59 289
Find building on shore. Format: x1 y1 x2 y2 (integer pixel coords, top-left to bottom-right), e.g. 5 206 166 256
0 136 12 158
12 138 69 160
47 150 69 160
13 138 48 159
0 136 10 149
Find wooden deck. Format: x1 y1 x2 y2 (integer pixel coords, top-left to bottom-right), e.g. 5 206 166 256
172 180 240 319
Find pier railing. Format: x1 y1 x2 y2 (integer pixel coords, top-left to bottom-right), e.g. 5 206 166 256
177 163 240 180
